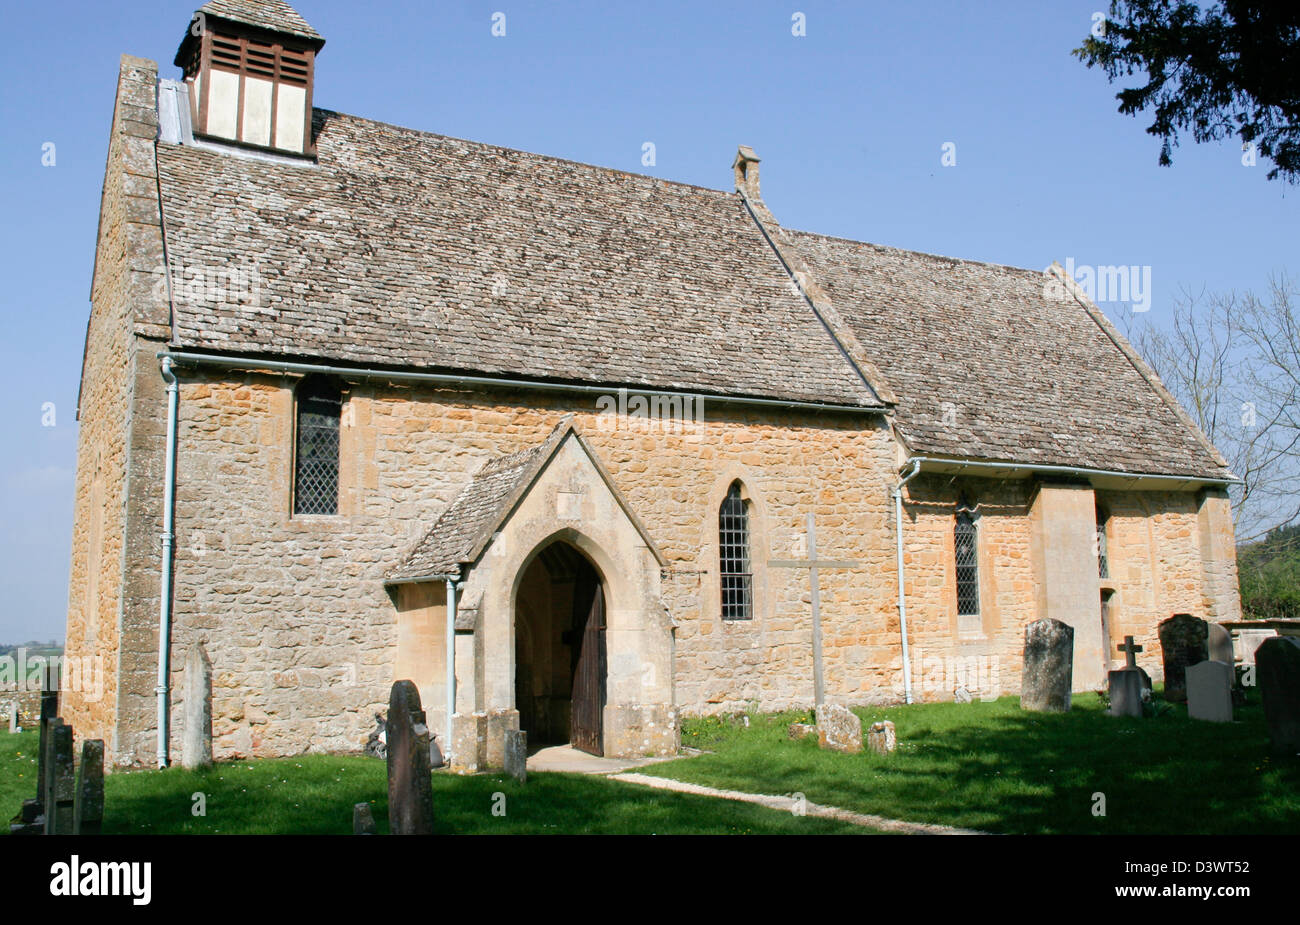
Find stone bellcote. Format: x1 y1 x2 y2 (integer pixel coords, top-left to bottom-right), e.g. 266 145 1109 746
174 0 325 156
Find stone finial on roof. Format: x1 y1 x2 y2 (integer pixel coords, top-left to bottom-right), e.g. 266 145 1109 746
733 145 761 199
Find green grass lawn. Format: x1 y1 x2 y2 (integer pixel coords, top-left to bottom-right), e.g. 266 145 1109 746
644 689 1300 834
1 727 869 835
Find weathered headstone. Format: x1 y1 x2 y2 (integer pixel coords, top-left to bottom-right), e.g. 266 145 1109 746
1108 636 1145 718
353 803 376 835
1257 637 1300 755
35 680 58 811
182 645 213 770
1021 618 1074 712
73 739 104 835
815 703 862 754
364 712 387 759
1159 614 1209 702
386 680 434 835
9 800 42 835
504 729 527 783
42 720 75 835
1186 660 1233 723
1208 623 1234 668
8 703 17 734
866 720 896 755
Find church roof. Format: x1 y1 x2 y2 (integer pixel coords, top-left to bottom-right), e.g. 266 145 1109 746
154 112 884 410
785 230 1232 479
190 0 322 42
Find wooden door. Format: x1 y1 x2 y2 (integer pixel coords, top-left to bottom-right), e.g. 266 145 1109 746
571 579 606 756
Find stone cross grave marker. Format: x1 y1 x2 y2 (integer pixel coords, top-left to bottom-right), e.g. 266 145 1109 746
42 719 75 835
1159 614 1209 703
1021 618 1074 712
1108 636 1145 718
1257 637 1300 755
769 513 860 707
182 644 213 770
1186 660 1233 723
74 739 104 835
386 680 434 835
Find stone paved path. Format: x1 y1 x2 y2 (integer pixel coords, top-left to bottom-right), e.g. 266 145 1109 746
525 744 676 775
609 772 985 835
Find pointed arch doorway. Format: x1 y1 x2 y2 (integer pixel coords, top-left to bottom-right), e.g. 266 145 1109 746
514 540 607 756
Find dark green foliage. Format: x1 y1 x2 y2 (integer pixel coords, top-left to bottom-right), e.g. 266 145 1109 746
1075 2 1300 182
1239 522 1300 619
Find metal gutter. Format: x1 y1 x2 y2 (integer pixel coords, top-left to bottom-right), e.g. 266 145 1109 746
156 356 180 768
159 350 888 416
893 459 922 705
902 455 1240 487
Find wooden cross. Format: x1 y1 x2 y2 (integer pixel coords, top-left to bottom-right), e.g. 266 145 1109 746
768 513 860 706
1118 635 1143 671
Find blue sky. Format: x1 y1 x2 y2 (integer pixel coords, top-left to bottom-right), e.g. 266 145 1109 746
0 0 1294 642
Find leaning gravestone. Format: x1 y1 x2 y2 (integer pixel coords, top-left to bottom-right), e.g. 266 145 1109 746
816 703 862 754
504 729 527 783
73 739 104 835
386 681 434 835
1208 623 1234 668
1159 614 1209 702
1186 661 1233 723
182 644 213 770
1021 618 1073 712
1256 637 1300 755
43 720 76 835
1108 636 1146 718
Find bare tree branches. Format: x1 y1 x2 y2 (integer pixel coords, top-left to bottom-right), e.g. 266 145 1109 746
1127 274 1300 542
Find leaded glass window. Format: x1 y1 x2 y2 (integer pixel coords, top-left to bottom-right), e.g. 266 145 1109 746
294 377 341 516
1097 512 1110 579
719 483 752 621
955 510 979 619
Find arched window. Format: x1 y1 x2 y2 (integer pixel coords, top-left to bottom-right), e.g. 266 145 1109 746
293 376 341 515
1096 508 1110 579
954 510 979 621
719 482 752 621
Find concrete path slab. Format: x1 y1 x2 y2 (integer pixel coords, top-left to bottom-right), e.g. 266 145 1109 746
609 772 985 835
525 745 677 775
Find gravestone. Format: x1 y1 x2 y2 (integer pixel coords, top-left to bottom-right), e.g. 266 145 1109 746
353 803 377 835
1108 636 1145 718
385 680 434 835
364 712 387 759
35 680 58 812
866 720 896 755
815 703 862 754
787 722 816 740
504 729 527 783
182 645 213 770
1208 623 1234 667
1159 614 1209 702
73 739 104 835
9 799 42 835
1186 661 1233 723
42 720 75 835
1021 618 1074 712
8 703 17 733
1256 637 1300 755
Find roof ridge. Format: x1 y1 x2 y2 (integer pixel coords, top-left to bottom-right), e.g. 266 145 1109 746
314 108 733 199
787 226 1048 278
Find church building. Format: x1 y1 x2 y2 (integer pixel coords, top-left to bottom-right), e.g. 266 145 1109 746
63 0 1241 769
